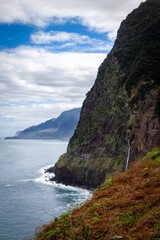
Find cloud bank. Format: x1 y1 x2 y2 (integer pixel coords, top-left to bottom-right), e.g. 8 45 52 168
0 0 143 137
0 47 105 103
31 31 113 51
0 47 105 136
0 0 142 38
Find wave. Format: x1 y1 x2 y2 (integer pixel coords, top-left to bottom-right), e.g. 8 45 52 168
34 165 55 185
35 166 90 191
35 165 92 207
17 165 91 207
18 179 34 182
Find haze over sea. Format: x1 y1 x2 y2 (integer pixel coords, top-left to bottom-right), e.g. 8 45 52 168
0 139 90 240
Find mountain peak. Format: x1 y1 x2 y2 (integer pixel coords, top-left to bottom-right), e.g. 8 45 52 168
5 108 81 140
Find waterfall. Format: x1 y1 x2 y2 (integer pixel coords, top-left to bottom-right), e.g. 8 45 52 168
125 146 131 170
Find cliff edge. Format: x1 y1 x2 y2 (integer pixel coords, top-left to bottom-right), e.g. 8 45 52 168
53 0 160 188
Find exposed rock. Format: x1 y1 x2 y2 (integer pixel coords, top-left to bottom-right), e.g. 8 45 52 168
131 107 160 161
53 0 160 188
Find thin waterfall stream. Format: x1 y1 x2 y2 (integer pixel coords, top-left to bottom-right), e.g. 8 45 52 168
125 146 131 170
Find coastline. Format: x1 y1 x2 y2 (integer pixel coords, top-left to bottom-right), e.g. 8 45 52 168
46 165 95 191
38 165 92 199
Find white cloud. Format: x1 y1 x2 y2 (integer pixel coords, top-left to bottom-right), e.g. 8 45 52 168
0 46 106 136
0 47 105 103
0 102 82 122
107 30 118 41
31 31 91 44
0 0 144 137
0 0 143 37
0 100 84 137
31 31 113 52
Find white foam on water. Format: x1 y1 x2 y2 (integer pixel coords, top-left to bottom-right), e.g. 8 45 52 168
35 165 90 191
16 165 91 204
18 179 34 182
54 206 66 212
34 165 92 204
34 165 55 185
15 164 91 212
17 165 90 198
17 165 54 184
56 193 83 197
17 164 91 208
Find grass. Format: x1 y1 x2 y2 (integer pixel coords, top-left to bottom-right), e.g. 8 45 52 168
32 148 160 240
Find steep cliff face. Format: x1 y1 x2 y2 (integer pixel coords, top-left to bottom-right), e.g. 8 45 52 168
53 0 160 188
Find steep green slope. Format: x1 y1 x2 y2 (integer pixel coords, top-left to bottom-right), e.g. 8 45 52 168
53 0 160 188
33 148 160 240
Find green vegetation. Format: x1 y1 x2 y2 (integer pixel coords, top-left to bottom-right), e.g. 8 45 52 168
54 0 160 189
114 0 160 95
95 178 112 192
143 149 160 163
32 148 160 240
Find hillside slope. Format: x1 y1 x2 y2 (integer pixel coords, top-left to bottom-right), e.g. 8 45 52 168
53 0 160 188
33 148 160 240
5 108 81 140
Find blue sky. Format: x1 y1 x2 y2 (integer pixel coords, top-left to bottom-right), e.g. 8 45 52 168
0 0 142 137
0 22 111 51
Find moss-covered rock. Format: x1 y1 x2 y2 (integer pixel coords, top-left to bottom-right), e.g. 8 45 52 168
53 0 160 188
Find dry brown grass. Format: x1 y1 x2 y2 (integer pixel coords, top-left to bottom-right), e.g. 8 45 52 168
33 148 160 240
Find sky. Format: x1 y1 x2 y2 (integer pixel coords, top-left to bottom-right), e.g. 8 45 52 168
0 0 143 138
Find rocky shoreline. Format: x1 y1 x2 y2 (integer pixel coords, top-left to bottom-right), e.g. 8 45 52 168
45 166 94 190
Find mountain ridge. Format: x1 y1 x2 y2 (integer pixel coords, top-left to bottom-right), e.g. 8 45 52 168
5 108 81 140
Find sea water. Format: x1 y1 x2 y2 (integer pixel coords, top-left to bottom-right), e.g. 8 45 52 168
0 140 90 240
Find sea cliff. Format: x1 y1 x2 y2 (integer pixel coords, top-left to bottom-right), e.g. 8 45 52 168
52 0 160 188
33 0 160 239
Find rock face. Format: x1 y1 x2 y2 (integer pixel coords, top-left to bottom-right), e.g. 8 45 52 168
5 108 81 140
53 0 160 188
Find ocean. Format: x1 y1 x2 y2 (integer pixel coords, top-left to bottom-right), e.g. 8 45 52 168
0 139 90 240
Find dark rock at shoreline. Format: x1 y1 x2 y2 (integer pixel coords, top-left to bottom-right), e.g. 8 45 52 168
45 166 55 173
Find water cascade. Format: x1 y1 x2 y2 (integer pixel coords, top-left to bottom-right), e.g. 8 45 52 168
125 146 131 170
